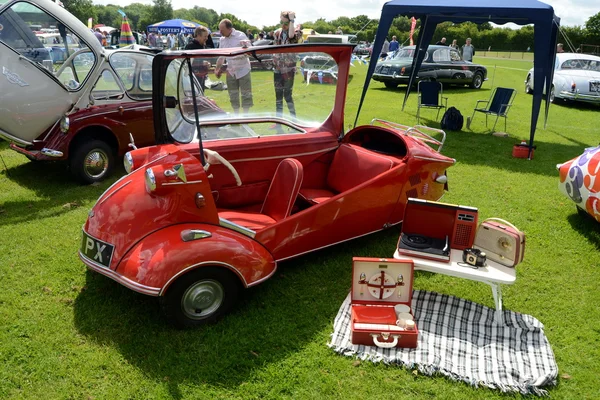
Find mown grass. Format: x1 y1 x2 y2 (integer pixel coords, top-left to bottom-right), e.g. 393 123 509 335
1 55 599 399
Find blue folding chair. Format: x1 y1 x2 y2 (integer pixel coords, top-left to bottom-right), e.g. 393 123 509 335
416 81 447 124
468 87 517 131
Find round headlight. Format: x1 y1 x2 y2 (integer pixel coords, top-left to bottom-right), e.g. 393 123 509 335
145 168 156 193
124 152 134 174
60 116 70 133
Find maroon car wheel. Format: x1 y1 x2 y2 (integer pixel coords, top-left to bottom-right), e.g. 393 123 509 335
70 139 115 184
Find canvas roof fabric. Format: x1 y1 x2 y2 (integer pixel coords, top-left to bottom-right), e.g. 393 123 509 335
357 0 560 158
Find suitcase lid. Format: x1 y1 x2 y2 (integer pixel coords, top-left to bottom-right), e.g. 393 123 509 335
351 257 414 306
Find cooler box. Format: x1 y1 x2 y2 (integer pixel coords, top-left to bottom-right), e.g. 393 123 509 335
350 257 418 348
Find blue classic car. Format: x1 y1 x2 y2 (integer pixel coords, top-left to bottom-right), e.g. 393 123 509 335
372 45 487 89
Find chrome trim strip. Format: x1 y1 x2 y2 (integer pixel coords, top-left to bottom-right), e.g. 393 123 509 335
0 128 32 146
230 145 338 164
99 180 132 205
159 260 250 295
413 155 456 164
76 105 153 121
181 229 212 242
161 179 203 186
246 264 278 287
79 251 160 296
219 217 256 238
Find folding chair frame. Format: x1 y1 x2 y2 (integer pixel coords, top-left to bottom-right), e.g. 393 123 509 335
468 87 517 132
416 81 448 124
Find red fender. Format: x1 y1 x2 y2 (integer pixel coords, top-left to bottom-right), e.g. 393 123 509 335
116 223 276 295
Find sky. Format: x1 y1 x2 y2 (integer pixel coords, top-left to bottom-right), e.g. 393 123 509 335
94 0 596 29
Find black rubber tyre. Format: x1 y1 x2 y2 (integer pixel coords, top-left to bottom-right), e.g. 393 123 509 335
161 267 241 329
470 71 484 89
549 86 555 103
384 81 399 89
525 75 533 94
69 139 115 184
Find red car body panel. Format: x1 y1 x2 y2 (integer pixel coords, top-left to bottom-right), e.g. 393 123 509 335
79 44 456 311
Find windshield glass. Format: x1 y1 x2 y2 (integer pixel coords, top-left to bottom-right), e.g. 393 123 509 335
164 50 338 143
0 1 95 90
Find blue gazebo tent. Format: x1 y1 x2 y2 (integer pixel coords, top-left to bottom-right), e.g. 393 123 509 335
147 19 200 35
356 0 561 159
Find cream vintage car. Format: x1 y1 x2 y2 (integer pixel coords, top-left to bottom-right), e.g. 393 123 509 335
525 52 600 104
0 0 161 183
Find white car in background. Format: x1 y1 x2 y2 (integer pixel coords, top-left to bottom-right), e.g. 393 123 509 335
525 52 600 104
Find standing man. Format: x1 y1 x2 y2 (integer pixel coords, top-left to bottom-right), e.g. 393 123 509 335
557 43 565 53
246 29 254 42
389 35 399 52
436 37 447 45
273 11 301 120
461 38 475 62
185 26 211 90
216 19 253 114
94 28 103 45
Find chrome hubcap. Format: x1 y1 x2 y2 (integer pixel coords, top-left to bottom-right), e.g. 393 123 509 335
84 150 109 179
181 279 224 320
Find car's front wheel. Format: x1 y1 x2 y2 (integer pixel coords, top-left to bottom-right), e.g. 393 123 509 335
525 75 533 94
161 267 241 329
384 82 399 89
470 71 484 89
70 139 115 184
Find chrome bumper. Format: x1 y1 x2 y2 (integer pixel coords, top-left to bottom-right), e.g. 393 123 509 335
79 251 161 296
559 91 600 104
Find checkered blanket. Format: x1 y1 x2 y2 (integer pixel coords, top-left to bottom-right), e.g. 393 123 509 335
329 290 558 396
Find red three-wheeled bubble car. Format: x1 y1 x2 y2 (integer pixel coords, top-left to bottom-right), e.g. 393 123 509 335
79 43 455 327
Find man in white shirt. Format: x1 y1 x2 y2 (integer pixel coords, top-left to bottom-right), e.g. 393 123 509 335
216 19 253 114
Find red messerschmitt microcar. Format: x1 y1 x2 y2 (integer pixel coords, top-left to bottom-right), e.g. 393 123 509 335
79 43 456 327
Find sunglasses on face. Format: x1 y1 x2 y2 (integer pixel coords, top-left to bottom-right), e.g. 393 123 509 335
280 20 289 25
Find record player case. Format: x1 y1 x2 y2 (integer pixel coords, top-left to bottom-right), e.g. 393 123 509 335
350 257 418 349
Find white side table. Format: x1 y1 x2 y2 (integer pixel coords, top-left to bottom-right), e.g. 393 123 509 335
393 248 516 323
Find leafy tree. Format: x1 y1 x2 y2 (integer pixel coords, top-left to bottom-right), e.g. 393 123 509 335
149 0 173 25
585 12 600 41
62 0 96 24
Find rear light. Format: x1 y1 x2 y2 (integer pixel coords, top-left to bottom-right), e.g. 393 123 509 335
401 67 406 75
571 82 576 92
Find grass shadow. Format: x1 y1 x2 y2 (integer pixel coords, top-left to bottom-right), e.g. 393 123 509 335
0 156 126 227
567 210 600 250
72 228 400 391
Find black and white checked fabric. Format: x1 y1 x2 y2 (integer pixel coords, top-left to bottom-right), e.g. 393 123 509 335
329 290 558 396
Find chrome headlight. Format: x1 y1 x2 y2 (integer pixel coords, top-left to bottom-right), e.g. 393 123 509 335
124 152 134 174
145 168 156 193
60 116 70 133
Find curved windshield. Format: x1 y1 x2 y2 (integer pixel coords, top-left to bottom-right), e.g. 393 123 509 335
109 52 154 99
164 50 338 143
0 1 95 90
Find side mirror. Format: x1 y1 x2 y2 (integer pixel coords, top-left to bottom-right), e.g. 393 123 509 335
164 163 187 183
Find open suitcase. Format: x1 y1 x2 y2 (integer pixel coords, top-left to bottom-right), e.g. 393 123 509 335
350 257 418 349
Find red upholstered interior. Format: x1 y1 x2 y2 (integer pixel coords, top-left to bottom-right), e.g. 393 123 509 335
300 144 395 204
218 158 304 231
261 158 304 221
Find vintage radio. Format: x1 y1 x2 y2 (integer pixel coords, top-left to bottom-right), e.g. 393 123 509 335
473 218 525 267
350 257 418 349
398 198 479 261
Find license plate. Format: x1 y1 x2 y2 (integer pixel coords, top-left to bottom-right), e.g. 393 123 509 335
590 81 600 93
381 66 390 74
81 231 114 268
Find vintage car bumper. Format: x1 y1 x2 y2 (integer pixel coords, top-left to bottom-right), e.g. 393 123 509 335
559 91 600 104
9 143 64 159
79 249 162 296
372 73 410 82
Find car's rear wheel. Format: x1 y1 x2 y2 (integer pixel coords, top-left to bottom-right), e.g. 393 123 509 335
384 82 398 89
70 139 115 184
525 75 533 94
470 71 484 89
161 267 241 329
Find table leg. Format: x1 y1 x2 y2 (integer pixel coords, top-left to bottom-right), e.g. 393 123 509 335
490 283 503 324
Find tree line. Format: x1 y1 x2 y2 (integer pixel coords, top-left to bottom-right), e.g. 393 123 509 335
62 0 600 51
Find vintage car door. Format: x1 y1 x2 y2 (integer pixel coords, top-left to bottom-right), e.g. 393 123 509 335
0 1 97 145
431 48 453 80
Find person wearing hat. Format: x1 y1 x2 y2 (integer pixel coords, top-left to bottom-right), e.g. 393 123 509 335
272 11 302 120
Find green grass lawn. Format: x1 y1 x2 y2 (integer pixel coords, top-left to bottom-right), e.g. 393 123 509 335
1 55 600 399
